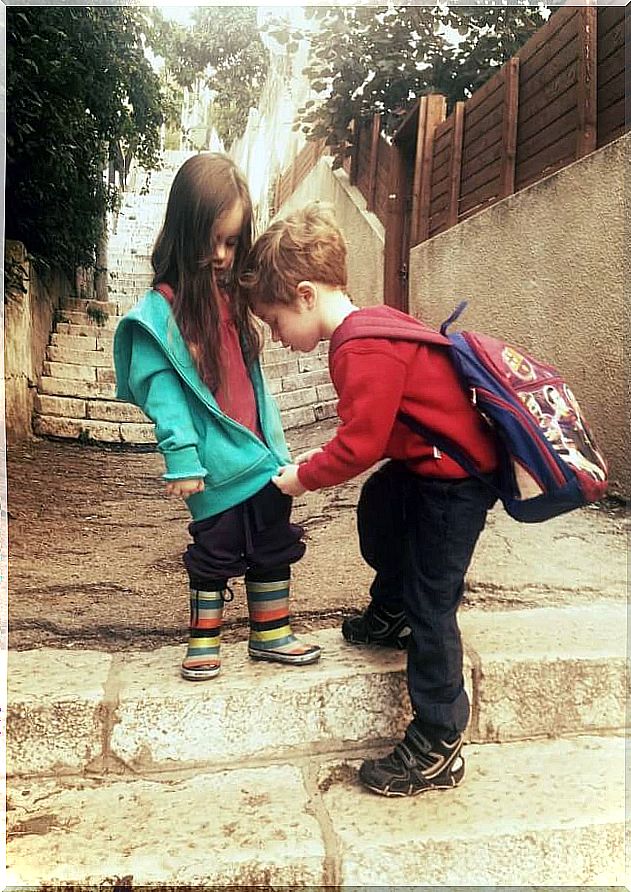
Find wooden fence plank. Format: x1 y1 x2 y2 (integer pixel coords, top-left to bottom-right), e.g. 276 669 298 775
500 57 520 198
460 157 502 200
409 97 428 246
463 101 504 149
448 102 465 227
519 36 579 110
518 83 577 143
366 113 381 212
517 7 576 66
459 178 501 216
416 95 447 244
575 4 597 158
516 130 576 189
384 137 409 311
518 107 577 165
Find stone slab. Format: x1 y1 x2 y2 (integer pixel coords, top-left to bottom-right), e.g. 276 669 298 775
468 504 627 602
38 376 117 400
7 764 326 886
34 394 87 419
119 421 157 444
321 734 626 885
86 399 148 424
110 629 411 771
6 649 112 776
46 345 112 367
275 385 319 411
461 602 629 741
41 361 96 382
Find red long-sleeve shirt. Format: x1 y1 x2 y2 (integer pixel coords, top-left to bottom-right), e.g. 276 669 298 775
297 306 499 491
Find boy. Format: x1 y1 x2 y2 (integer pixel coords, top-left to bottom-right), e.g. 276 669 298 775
240 203 499 797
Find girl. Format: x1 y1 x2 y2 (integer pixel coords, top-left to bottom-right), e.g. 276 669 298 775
113 153 320 680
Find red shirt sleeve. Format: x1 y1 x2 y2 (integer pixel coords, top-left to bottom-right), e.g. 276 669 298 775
297 343 408 490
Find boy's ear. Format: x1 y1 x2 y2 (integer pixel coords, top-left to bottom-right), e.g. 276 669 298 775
296 280 318 309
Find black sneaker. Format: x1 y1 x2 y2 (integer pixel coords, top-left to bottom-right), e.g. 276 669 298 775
359 721 465 797
342 603 411 649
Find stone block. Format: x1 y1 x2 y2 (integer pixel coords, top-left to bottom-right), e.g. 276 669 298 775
282 368 331 392
7 765 325 886
298 353 329 373
86 400 148 424
81 419 123 443
110 630 410 770
50 333 98 350
322 735 625 885
96 368 117 384
120 422 156 444
316 382 337 401
6 649 112 775
34 394 86 418
42 361 96 382
38 377 117 400
33 415 84 439
275 386 318 411
262 357 300 380
282 405 316 430
46 345 112 367
461 603 628 741
314 401 338 421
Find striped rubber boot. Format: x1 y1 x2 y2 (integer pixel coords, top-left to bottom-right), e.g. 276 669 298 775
181 587 224 681
246 568 321 665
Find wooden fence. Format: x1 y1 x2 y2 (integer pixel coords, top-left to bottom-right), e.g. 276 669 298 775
274 4 628 308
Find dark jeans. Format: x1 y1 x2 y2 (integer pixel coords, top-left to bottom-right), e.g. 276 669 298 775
184 482 305 589
357 460 496 735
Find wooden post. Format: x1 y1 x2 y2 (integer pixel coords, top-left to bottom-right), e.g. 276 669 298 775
366 112 381 212
416 94 447 244
383 139 409 313
576 2 597 158
499 57 520 199
409 98 428 246
447 102 465 227
349 119 359 186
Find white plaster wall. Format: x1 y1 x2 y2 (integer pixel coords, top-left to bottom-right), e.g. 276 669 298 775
277 157 385 309
4 242 73 443
408 133 630 496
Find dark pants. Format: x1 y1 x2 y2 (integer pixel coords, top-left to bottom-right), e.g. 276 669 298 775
184 482 306 589
357 461 496 735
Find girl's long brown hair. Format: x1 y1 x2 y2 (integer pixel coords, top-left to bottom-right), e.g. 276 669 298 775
151 153 261 392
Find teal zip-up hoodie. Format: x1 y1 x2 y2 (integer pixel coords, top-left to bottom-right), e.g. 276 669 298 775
113 288 290 521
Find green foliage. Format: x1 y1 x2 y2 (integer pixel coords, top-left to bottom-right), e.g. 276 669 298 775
147 7 268 148
86 304 109 327
288 5 548 163
6 6 163 274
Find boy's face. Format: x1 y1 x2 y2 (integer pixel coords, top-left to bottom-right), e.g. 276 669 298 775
254 294 321 353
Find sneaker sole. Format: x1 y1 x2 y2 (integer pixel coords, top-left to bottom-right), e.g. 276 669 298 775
248 647 322 665
360 774 463 797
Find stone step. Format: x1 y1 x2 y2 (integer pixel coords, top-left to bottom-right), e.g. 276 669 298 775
6 735 625 885
45 345 112 367
34 394 148 424
61 310 121 331
38 376 117 401
33 414 155 445
6 605 626 779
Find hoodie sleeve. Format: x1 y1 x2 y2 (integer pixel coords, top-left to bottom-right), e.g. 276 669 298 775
124 326 207 481
297 342 408 490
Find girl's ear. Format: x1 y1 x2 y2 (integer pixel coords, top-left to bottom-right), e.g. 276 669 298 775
296 280 317 309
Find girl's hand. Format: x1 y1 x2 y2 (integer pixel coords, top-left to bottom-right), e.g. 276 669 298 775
272 464 306 497
294 446 324 464
165 478 205 498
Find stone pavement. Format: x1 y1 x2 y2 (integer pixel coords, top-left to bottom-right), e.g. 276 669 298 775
5 462 629 886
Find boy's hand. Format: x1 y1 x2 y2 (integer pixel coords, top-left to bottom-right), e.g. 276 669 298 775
272 464 306 496
294 446 324 464
165 478 205 498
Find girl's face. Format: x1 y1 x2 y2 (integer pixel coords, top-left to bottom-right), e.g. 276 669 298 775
210 201 244 278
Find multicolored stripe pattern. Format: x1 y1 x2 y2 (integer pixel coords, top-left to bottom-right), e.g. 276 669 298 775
246 577 298 653
182 588 223 670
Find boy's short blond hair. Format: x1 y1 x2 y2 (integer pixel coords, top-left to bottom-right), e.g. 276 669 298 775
240 202 348 306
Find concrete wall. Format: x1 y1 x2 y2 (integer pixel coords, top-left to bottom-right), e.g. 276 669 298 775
277 157 385 309
4 241 73 443
408 133 630 497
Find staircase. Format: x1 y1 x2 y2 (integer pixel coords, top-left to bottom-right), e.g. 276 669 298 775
32 151 337 445
6 599 627 885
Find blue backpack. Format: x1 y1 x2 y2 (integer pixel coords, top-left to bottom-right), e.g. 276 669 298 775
337 302 609 522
